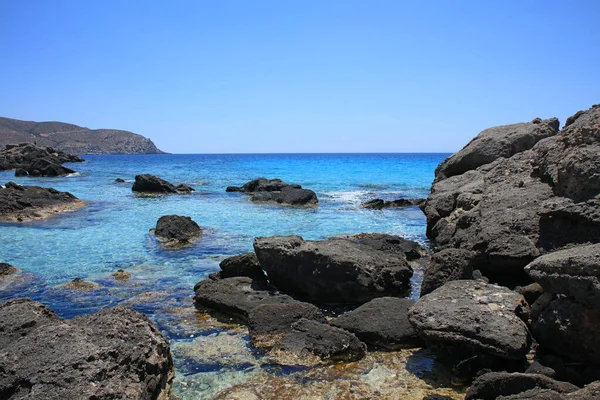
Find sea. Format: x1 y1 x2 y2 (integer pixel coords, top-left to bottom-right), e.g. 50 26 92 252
0 153 456 399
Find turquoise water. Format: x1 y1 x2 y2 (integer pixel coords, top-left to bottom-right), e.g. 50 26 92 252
0 153 449 397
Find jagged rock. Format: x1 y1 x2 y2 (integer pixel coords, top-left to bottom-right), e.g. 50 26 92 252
362 198 425 209
525 243 600 311
253 236 413 304
0 298 173 400
248 302 326 349
420 248 475 296
408 280 531 377
193 277 296 320
28 158 75 177
345 233 426 260
465 372 578 400
532 298 600 362
219 253 266 281
132 174 194 194
0 142 84 173
269 319 366 365
153 215 202 245
227 177 318 206
435 118 559 180
0 182 84 222
331 297 421 349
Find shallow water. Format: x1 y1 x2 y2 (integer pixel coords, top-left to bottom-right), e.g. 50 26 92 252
0 153 464 398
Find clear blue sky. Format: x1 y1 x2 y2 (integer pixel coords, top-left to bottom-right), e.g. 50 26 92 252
1 1 599 153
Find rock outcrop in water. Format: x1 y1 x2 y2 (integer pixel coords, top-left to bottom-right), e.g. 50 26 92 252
0 143 84 177
362 198 425 209
0 298 173 400
132 174 194 194
0 181 84 222
152 215 202 246
226 177 318 206
0 116 165 154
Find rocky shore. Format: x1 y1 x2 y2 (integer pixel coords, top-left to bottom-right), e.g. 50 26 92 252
0 143 84 177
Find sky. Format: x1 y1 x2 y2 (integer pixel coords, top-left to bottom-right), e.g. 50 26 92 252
1 1 599 154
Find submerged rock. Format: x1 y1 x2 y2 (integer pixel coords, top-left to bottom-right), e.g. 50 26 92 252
0 298 173 400
0 181 84 222
132 174 194 194
331 297 421 349
112 269 132 281
362 198 425 209
153 215 202 246
58 277 102 290
254 236 413 304
0 262 18 276
227 177 318 206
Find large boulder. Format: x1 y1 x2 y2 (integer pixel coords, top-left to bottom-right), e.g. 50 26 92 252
152 215 202 246
345 233 426 260
0 298 173 400
532 298 600 362
219 253 266 281
465 372 578 400
525 243 600 311
422 105 600 286
435 117 559 180
0 143 84 172
420 248 475 296
132 174 194 194
253 236 413 304
27 158 75 177
408 280 531 377
330 297 421 349
226 177 318 206
193 277 296 320
0 182 84 222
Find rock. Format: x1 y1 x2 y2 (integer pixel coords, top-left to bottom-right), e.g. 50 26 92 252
269 319 366 365
567 381 600 399
14 168 27 177
132 174 194 194
0 142 84 173
465 372 578 400
227 177 318 206
331 297 421 349
525 243 600 311
435 117 559 181
59 277 102 290
526 361 557 378
153 215 202 245
408 280 531 377
0 262 18 276
253 236 413 304
248 302 326 349
115 178 125 182
0 182 84 222
0 298 173 399
420 248 475 296
515 282 545 307
498 388 566 400
193 277 296 320
423 105 600 287
362 198 425 209
345 233 426 260
219 253 266 281
532 298 600 362
27 158 75 177
113 269 131 281
423 395 453 400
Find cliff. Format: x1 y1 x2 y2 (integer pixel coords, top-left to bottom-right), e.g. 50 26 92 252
0 117 165 154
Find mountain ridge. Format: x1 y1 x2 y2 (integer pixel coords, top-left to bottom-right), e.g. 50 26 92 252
0 116 165 154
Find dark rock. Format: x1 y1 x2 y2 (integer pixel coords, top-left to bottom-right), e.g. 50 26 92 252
193 277 296 320
465 372 578 400
153 215 202 245
526 361 557 378
0 263 18 276
14 168 27 177
219 253 266 280
132 174 194 194
566 381 600 399
0 298 173 400
498 388 566 400
422 395 453 400
27 158 75 177
0 142 84 173
253 236 413 304
115 178 125 182
435 118 559 180
408 280 531 377
362 198 425 209
530 292 554 319
346 232 426 260
113 269 131 281
248 302 326 349
525 243 600 311
532 298 600 362
331 297 421 349
0 182 84 222
515 282 545 306
539 197 600 250
420 248 475 296
270 318 366 364
227 177 318 206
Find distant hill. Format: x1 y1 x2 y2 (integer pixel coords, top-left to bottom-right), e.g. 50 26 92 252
0 117 165 154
